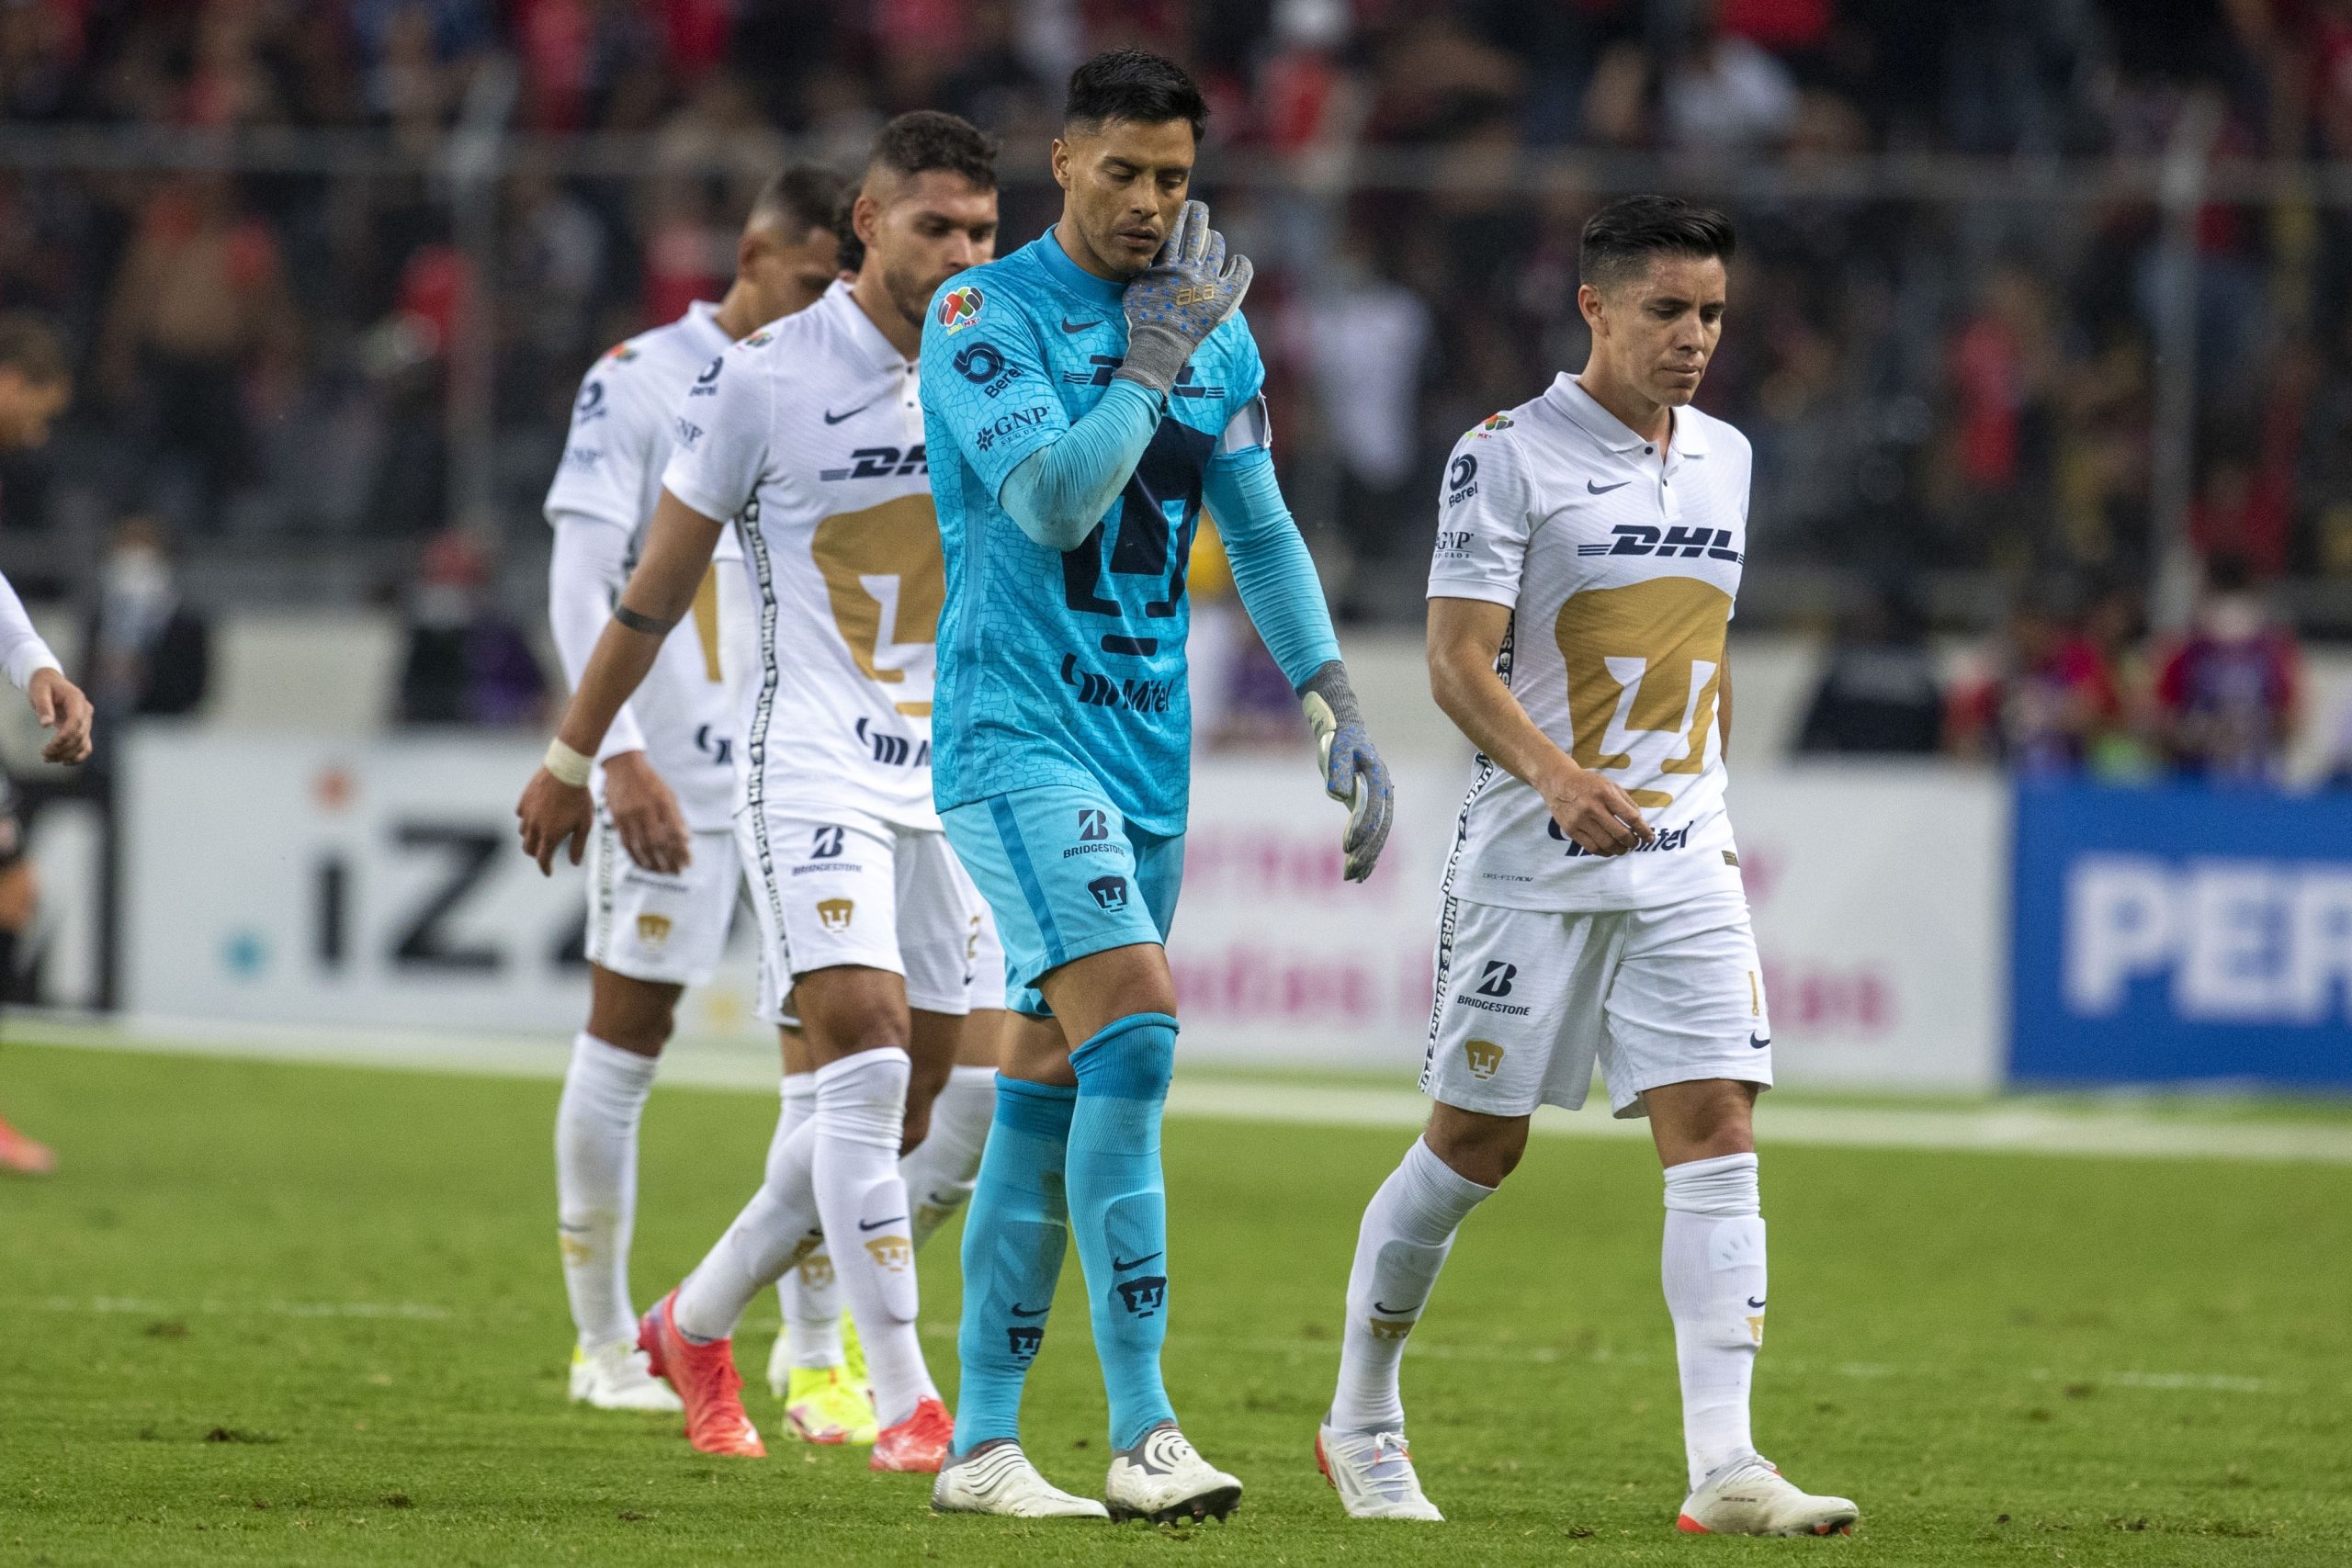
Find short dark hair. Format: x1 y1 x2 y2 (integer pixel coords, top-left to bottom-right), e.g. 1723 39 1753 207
0 311 69 386
1064 48 1208 141
749 164 851 242
868 109 999 192
1578 195 1736 294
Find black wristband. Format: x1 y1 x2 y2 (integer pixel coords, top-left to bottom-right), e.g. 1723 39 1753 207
614 605 677 637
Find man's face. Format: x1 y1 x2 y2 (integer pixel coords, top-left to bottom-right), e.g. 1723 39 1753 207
857 170 1000 333
0 371 70 451
1580 254 1727 407
739 222 843 326
1053 118 1195 277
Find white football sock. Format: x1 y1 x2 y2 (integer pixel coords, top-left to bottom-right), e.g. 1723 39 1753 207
811 1047 937 1427
554 1032 659 1350
1329 1136 1494 1433
769 1077 844 1369
1662 1152 1766 1490
673 1088 822 1343
903 1064 996 1248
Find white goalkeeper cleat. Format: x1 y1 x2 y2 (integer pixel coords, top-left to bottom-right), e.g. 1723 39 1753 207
1316 1423 1443 1520
1104 1422 1243 1524
568 1339 684 1412
932 1440 1110 1519
1677 1454 1858 1536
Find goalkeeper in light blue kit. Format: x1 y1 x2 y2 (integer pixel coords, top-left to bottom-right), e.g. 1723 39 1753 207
920 49 1394 1523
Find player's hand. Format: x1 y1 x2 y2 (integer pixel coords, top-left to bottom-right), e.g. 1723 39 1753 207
1114 199 1253 397
1301 663 1395 883
516 767 595 875
603 750 691 874
28 668 92 765
1542 765 1655 857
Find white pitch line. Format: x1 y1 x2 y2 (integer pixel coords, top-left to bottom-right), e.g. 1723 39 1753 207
22 1010 2352 1166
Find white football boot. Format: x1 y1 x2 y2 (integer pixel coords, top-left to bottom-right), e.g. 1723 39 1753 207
568 1339 684 1412
1677 1454 1859 1536
1316 1423 1443 1520
932 1440 1111 1519
1104 1422 1243 1524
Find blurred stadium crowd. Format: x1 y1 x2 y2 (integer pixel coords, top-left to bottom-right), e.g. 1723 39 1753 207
1 1 2350 748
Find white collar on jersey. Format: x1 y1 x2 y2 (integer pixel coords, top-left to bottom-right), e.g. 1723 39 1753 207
823 279 912 374
1549 372 1711 457
679 299 733 357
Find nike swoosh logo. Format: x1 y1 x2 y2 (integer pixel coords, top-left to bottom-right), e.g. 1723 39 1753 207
823 400 876 424
1749 1033 1771 1050
1372 1301 1421 1315
1060 317 1103 333
1747 1296 1767 1309
1112 1252 1163 1271
1587 479 1631 494
1010 1303 1049 1318
857 1214 908 1232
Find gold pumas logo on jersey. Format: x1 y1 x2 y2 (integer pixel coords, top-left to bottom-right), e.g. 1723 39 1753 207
864 1235 912 1272
636 913 673 951
817 898 855 932
1464 1039 1506 1080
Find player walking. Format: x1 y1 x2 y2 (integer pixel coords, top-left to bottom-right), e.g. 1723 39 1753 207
918 51 1393 1522
1314 196 1859 1537
539 166 844 1411
0 314 96 1176
518 111 1002 1472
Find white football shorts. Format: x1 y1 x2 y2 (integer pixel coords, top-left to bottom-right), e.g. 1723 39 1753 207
743 804 978 1020
763 855 1005 1029
1421 887 1773 1119
583 818 741 987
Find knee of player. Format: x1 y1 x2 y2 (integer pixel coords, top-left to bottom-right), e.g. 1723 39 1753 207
1421 1107 1527 1188
1070 1012 1177 1101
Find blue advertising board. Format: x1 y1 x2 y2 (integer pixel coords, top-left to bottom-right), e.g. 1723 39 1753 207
2011 782 2352 1087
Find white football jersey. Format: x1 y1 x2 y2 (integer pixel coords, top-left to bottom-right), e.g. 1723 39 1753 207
1427 375 1751 913
662 281 941 829
545 300 743 829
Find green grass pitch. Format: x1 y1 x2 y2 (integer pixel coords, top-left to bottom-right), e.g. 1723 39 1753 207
3 1042 2349 1565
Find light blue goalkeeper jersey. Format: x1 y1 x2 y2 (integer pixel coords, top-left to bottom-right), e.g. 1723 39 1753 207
921 230 1268 837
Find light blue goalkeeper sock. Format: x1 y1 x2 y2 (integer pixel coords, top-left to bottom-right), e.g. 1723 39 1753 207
951 1076 1075 1456
1067 1011 1180 1450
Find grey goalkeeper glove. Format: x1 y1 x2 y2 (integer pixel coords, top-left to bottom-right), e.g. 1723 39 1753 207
1300 662 1394 884
1114 199 1253 398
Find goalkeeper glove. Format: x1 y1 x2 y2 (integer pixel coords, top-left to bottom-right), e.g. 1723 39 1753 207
1114 200 1254 397
1300 662 1394 884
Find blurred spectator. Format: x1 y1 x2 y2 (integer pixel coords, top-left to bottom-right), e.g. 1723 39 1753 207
1946 580 2122 773
1663 1 1801 152
1795 581 1945 754
395 530 547 727
2151 553 2303 784
96 175 296 535
1301 230 1432 620
81 513 209 723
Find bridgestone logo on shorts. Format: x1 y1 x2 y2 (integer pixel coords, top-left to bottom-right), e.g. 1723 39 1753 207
1454 994 1532 1017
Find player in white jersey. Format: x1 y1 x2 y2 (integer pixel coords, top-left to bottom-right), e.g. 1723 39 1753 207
518 111 1001 1472
540 166 846 1411
1316 197 1858 1537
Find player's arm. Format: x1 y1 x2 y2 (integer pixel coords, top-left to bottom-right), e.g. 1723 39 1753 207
519 491 726 873
546 514 689 874
0 568 90 764
1428 598 1653 856
1202 431 1393 881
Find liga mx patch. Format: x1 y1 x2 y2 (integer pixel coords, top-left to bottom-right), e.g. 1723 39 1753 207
1466 412 1515 439
937 285 984 335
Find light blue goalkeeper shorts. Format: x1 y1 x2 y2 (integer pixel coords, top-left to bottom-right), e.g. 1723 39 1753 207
940 783 1185 1017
